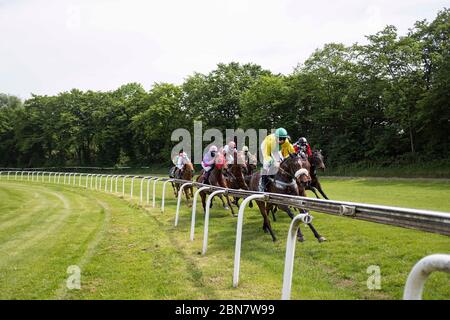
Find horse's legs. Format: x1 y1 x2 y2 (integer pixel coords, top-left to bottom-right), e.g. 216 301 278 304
312 178 329 200
280 204 304 242
171 182 177 197
218 195 229 210
307 222 327 242
184 187 191 207
317 185 329 200
268 204 277 221
307 186 321 199
200 192 206 212
225 194 236 217
256 201 277 241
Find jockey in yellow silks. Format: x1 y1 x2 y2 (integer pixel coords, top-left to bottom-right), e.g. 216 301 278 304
259 127 295 191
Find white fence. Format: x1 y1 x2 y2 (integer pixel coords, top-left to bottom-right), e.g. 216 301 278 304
1 170 450 300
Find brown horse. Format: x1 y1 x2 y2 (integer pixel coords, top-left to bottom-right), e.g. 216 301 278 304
225 151 250 208
269 152 327 242
171 161 195 206
196 153 236 216
307 149 329 200
248 153 312 242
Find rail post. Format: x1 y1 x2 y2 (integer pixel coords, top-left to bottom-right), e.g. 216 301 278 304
202 189 226 255
281 213 314 300
115 175 120 193
147 177 156 204
15 171 19 180
99 175 103 190
130 176 136 200
110 175 115 193
233 194 266 288
152 178 162 208
190 186 210 241
21 171 25 181
403 254 450 300
161 179 175 213
122 175 130 197
7 171 11 180
104 175 109 192
174 182 194 226
140 177 150 204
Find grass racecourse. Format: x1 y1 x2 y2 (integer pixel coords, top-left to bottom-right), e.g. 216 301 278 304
0 175 449 300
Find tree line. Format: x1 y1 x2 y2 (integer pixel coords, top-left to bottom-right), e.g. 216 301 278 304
1 9 449 169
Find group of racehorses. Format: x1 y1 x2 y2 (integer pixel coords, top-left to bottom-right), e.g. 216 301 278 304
170 149 329 243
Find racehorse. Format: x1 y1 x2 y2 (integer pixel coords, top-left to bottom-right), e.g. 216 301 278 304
171 161 195 206
249 153 317 242
196 153 236 216
306 150 329 200
243 152 257 188
225 151 250 208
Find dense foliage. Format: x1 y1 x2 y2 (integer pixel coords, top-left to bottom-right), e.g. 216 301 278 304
1 9 449 168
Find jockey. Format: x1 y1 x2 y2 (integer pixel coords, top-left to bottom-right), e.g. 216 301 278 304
242 145 255 165
242 145 250 164
259 128 295 192
201 145 218 184
294 137 312 159
171 149 190 178
222 141 236 165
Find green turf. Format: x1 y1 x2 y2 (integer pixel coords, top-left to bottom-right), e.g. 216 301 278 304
0 175 449 300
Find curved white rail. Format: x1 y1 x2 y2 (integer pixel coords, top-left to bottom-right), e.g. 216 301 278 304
403 254 450 300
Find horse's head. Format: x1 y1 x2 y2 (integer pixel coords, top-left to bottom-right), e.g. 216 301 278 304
310 149 326 171
183 161 194 178
281 153 311 186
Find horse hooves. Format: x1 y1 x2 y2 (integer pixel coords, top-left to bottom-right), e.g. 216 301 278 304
263 227 269 233
224 206 230 210
318 236 327 243
297 236 305 242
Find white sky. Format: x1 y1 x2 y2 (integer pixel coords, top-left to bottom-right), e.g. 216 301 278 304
1 0 448 99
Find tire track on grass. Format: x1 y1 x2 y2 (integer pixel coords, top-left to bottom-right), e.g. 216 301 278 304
0 188 73 267
55 198 111 299
139 204 219 299
0 184 57 232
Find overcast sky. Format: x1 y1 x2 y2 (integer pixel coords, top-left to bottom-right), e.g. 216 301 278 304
1 0 448 99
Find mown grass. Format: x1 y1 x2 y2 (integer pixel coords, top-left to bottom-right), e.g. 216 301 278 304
0 175 449 300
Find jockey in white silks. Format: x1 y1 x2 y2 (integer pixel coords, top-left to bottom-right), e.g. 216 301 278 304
222 141 236 165
201 145 218 183
171 149 190 178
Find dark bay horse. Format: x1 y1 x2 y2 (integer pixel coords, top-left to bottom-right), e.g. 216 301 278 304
196 153 236 216
306 150 329 200
268 151 327 242
171 161 195 206
248 153 315 242
225 151 250 209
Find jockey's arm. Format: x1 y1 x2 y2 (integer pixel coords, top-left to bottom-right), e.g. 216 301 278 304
281 139 295 158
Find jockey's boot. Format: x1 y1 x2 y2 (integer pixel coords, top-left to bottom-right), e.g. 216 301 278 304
169 167 176 178
259 174 269 192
